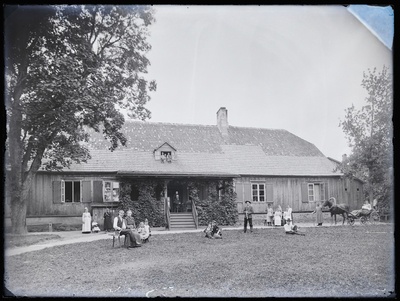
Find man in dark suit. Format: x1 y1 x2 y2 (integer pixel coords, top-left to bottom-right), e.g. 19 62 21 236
173 191 181 212
243 200 254 233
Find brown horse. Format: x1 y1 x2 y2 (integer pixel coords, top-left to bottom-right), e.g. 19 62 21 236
322 197 350 225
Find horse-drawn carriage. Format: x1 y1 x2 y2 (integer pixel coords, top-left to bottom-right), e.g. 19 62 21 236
322 197 381 226
347 208 380 225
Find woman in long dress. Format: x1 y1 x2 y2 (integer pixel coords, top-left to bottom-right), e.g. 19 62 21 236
312 202 323 226
82 207 92 233
274 205 282 226
103 208 113 232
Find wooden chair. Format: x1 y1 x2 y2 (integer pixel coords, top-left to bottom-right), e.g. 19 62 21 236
112 230 129 248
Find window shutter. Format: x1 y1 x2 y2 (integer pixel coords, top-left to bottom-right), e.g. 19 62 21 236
52 181 62 204
82 181 92 203
243 182 251 203
154 151 160 160
61 181 65 202
235 182 243 203
325 182 329 200
301 183 308 203
266 184 273 202
93 181 103 202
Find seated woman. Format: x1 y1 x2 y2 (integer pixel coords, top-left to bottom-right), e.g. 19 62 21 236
283 218 305 236
361 200 372 215
137 221 150 242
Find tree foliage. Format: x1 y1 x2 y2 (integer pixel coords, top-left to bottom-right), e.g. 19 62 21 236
339 66 393 210
5 5 156 234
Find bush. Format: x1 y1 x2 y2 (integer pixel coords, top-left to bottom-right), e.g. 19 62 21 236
189 180 238 226
119 180 165 227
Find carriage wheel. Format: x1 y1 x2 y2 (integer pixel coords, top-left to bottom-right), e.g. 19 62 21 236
371 212 380 224
348 217 355 226
360 216 367 224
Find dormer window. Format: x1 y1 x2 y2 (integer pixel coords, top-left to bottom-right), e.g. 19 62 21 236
154 142 177 163
161 151 172 163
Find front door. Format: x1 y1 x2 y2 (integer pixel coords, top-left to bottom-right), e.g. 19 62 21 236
167 181 190 213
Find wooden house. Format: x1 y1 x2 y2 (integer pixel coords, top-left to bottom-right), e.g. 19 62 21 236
4 107 363 230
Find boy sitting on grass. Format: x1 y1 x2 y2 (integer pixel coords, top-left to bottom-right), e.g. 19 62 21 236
204 222 213 238
204 220 222 239
284 218 305 236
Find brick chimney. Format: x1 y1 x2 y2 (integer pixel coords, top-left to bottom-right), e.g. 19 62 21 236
217 107 229 137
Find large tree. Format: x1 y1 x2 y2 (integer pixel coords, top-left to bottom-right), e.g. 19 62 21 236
339 66 393 211
5 5 156 234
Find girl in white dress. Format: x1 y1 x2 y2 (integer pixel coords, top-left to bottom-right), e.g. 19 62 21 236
82 207 92 233
274 205 282 226
137 221 150 241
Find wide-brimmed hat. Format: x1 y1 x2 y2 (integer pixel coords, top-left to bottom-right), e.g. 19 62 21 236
245 200 251 204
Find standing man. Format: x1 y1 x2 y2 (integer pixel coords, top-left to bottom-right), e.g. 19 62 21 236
173 191 181 213
243 200 254 233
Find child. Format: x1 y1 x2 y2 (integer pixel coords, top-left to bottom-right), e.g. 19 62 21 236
204 223 213 238
265 204 274 226
144 218 151 239
283 218 305 236
211 220 222 239
137 221 150 242
91 221 101 233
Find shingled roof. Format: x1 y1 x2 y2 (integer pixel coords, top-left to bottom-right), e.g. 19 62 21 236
86 121 324 156
59 119 340 177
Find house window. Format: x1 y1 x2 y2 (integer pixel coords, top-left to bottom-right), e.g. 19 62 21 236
62 180 81 203
252 183 265 202
104 181 120 202
160 151 172 163
307 183 325 202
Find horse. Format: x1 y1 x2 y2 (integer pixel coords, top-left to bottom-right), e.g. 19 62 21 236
321 197 350 225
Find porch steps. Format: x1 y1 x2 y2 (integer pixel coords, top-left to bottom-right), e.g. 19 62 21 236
169 213 196 229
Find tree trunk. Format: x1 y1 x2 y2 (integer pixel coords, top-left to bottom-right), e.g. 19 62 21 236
367 167 374 204
10 195 28 234
8 56 28 234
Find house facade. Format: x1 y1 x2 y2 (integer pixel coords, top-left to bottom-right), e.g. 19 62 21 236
5 107 364 229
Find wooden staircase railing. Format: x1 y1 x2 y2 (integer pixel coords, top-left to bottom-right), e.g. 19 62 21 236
164 197 170 230
191 198 198 229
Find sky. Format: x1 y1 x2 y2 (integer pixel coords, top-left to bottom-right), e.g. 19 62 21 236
143 5 393 161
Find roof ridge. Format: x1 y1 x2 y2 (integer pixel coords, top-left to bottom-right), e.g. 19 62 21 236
123 119 217 128
229 125 286 131
124 119 287 131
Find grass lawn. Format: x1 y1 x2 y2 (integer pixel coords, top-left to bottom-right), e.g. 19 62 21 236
4 224 394 297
